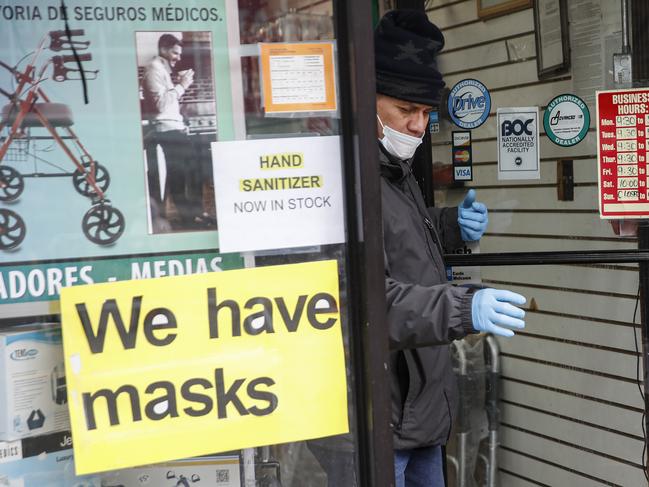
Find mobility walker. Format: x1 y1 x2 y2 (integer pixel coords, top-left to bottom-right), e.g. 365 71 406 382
0 29 125 250
448 335 501 487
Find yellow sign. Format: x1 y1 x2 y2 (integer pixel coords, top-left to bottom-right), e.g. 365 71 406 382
260 42 337 113
60 260 348 475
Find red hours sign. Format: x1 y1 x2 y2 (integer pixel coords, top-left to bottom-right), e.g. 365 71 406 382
597 88 649 218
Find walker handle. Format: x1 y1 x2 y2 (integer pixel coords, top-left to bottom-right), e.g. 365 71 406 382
49 30 89 52
61 53 92 63
49 29 85 38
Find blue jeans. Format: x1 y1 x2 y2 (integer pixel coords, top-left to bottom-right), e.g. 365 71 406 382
394 445 444 487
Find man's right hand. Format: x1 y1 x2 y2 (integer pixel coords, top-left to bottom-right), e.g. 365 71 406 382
178 69 194 90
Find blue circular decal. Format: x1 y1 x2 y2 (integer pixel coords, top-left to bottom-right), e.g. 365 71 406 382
448 79 491 129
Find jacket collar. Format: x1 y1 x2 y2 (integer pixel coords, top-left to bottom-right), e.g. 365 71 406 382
378 142 413 182
154 55 173 74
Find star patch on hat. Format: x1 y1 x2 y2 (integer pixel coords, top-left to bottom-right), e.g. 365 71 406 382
375 9 445 105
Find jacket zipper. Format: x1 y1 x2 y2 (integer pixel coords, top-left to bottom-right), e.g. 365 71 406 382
443 390 454 443
397 349 419 433
404 177 445 265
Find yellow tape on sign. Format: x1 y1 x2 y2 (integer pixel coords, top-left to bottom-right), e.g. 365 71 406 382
59 260 348 475
239 175 323 192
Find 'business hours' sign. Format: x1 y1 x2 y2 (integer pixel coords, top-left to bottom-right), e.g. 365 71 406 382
60 261 348 475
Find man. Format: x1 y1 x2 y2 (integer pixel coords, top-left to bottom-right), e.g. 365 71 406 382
375 10 526 486
141 33 200 230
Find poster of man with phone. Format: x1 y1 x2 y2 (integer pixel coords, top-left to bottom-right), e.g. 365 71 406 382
139 31 218 233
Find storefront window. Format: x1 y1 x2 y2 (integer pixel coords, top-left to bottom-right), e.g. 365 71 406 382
0 1 368 485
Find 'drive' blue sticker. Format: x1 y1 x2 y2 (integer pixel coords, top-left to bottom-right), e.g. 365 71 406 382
448 79 491 129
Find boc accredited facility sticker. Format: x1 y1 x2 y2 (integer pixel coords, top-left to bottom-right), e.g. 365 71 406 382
544 94 590 147
497 107 540 180
448 79 491 129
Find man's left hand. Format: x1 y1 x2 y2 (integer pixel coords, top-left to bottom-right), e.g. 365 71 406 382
458 189 488 241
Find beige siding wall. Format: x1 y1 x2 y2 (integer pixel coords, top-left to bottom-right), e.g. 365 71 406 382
428 1 645 485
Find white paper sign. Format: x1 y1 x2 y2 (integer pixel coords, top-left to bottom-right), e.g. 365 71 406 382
446 241 481 285
270 54 326 105
211 136 345 252
497 107 540 180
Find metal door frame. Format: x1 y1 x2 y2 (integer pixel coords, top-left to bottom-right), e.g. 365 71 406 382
335 1 396 486
444 246 649 466
291 0 649 482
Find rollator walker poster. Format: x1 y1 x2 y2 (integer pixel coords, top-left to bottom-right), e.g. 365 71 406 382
0 1 243 317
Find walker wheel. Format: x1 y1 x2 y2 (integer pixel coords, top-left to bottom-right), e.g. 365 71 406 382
0 166 25 202
82 202 125 245
72 161 110 197
0 208 26 250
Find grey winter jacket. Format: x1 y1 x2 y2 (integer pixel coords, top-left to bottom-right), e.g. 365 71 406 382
380 147 476 450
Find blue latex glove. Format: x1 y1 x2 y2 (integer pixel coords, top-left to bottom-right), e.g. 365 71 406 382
471 289 526 338
458 189 488 241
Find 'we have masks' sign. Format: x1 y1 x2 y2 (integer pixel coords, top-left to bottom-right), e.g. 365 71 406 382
60 260 348 474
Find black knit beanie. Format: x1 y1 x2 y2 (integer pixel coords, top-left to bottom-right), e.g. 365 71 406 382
374 9 445 105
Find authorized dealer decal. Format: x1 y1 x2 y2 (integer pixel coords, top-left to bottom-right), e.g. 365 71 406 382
544 94 590 147
447 79 491 129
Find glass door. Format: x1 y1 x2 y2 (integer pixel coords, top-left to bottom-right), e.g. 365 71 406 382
424 0 649 485
0 1 391 486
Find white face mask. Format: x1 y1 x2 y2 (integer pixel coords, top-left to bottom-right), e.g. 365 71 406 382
377 114 423 160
